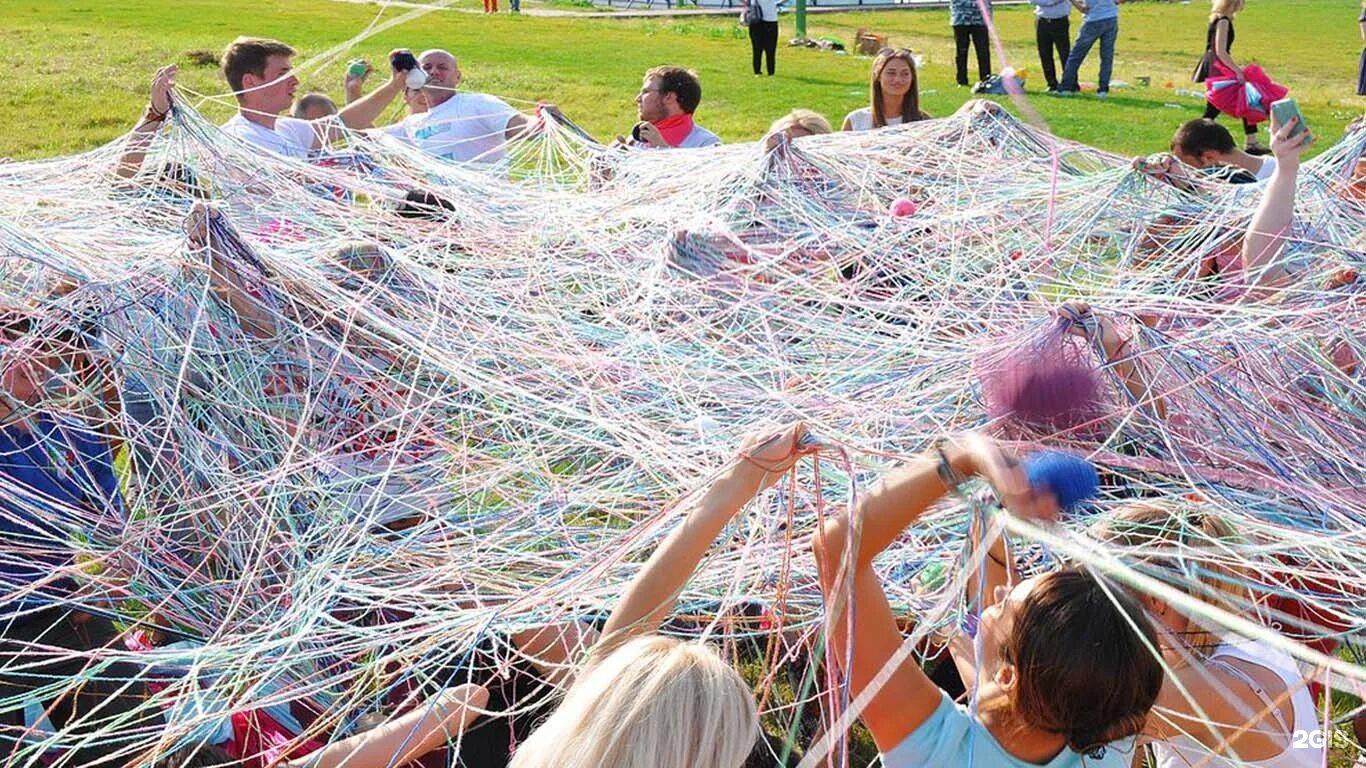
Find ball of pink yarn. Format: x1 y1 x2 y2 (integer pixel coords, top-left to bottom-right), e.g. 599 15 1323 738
889 198 918 217
982 351 1102 431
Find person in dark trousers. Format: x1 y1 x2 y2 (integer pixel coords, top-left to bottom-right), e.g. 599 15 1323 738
1358 1 1366 95
949 0 992 87
1031 0 1072 92
745 0 780 76
1055 0 1119 99
1193 0 1269 154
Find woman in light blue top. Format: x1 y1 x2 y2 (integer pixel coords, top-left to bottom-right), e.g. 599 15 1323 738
813 433 1163 768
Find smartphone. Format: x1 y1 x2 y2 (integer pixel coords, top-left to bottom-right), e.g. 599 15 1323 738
1270 98 1308 139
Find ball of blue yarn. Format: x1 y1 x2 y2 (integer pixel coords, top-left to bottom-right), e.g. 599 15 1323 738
1024 451 1100 514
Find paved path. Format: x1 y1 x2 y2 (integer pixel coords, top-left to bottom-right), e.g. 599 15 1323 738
328 0 1025 19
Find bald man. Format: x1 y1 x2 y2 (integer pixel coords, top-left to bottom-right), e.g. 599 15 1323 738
381 49 532 164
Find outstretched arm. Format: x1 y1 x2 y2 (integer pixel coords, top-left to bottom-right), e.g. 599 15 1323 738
1060 300 1168 421
281 684 488 768
813 434 1053 752
184 203 280 338
599 423 815 644
1239 115 1313 293
505 112 533 143
115 65 176 180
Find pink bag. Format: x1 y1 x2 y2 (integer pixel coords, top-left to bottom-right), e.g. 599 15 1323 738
1204 60 1287 124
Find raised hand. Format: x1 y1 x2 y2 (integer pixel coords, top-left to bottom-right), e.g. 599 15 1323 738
150 64 177 116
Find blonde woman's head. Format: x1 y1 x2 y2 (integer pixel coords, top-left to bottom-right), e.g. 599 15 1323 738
1210 0 1245 19
509 634 759 768
768 109 833 141
1094 502 1251 657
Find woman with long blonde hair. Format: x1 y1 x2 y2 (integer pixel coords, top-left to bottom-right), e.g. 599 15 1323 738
842 49 931 131
508 424 816 768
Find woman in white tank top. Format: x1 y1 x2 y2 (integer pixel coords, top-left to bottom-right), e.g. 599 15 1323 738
1095 504 1324 768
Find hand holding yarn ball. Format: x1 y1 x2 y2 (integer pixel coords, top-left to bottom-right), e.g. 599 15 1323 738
966 436 1100 521
1023 451 1100 517
389 50 419 73
387 50 427 89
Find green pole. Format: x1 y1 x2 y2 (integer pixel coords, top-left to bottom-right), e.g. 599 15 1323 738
795 0 806 41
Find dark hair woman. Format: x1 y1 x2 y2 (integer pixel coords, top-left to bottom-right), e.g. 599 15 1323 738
813 432 1163 767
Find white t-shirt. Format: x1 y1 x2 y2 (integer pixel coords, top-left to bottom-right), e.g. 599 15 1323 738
221 114 317 159
844 107 903 132
678 123 721 148
1254 156 1278 181
754 0 779 22
383 91 521 163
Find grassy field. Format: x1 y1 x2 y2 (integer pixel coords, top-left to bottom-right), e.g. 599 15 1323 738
0 0 1362 160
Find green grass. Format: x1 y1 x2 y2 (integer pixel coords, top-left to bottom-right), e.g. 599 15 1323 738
0 0 1361 160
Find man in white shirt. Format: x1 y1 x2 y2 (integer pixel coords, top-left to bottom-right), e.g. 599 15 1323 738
380 49 533 164
209 37 407 159
627 66 721 149
1171 118 1277 183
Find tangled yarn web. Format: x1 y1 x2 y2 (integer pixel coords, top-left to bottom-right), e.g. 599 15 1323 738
0 97 1362 766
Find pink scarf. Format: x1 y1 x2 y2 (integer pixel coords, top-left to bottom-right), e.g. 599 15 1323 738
653 113 696 147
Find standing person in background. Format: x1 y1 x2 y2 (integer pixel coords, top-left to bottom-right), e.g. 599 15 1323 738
483 0 498 14
949 0 992 87
745 0 780 77
842 48 931 131
1031 0 1072 93
1193 1 1269 155
1055 0 1119 99
1357 1 1366 96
